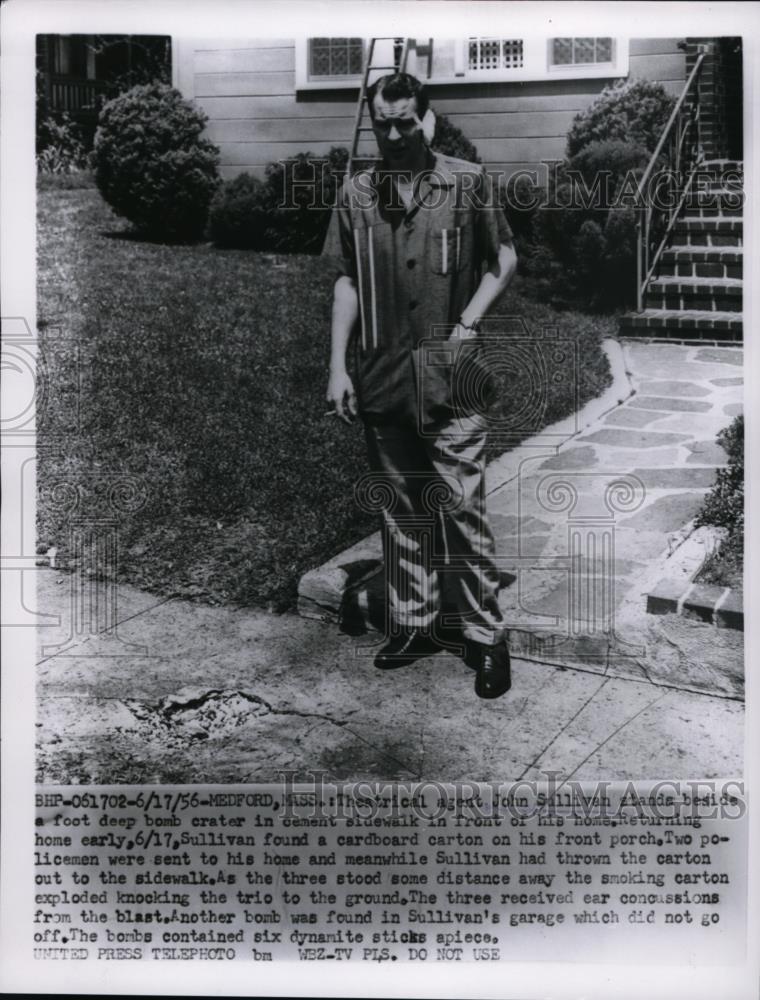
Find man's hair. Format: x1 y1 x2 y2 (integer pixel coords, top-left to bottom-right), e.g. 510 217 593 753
366 72 430 120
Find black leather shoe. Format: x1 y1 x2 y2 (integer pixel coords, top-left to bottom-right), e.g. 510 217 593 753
467 639 512 699
374 628 440 670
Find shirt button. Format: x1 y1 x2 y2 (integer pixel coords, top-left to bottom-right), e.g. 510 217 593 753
407 259 416 269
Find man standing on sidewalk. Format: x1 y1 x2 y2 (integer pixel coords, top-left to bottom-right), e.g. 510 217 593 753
323 72 517 699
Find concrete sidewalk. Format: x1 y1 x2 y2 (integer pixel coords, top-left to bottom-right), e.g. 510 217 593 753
35 341 743 784
36 569 742 784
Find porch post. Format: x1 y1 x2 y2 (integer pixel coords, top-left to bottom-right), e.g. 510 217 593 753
683 37 722 159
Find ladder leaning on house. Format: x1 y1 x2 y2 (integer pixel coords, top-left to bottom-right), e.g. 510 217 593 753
348 38 411 176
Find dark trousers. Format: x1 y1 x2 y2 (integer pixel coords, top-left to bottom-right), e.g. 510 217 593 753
363 412 505 646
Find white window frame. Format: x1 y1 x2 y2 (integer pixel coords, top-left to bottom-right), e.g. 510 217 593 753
463 37 528 77
295 36 628 90
304 37 365 83
441 37 628 83
547 37 619 74
295 37 367 90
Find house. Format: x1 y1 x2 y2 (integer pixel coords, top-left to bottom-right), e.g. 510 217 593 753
171 35 692 182
38 32 742 341
39 33 741 184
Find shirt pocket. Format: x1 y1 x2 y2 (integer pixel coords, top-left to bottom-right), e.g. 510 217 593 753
430 226 467 275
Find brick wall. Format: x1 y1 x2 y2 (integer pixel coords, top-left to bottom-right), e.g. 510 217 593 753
684 37 743 160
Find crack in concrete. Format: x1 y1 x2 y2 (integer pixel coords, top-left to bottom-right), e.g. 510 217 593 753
560 691 669 783
512 653 743 702
274 704 350 727
513 669 556 725
605 638 657 687
517 677 610 780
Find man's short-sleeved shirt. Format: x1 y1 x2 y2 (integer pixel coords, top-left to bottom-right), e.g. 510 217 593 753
322 149 513 425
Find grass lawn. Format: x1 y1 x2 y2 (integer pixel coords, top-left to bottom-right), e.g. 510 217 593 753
37 182 615 610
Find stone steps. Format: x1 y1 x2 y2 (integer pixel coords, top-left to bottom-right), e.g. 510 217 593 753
645 275 743 312
619 158 743 340
672 216 742 247
659 246 742 280
696 158 743 176
618 309 742 339
683 189 744 216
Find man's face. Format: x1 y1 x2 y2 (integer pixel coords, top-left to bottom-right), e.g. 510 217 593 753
371 93 427 172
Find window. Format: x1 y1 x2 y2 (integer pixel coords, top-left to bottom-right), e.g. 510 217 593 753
468 38 524 71
551 37 613 66
308 37 363 80
457 36 624 81
295 37 628 90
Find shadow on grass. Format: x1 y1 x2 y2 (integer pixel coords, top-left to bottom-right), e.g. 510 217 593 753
99 228 209 247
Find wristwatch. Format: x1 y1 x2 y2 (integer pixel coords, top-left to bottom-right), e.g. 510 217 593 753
457 315 482 334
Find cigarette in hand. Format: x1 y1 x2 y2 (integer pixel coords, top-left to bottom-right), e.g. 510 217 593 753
323 409 338 417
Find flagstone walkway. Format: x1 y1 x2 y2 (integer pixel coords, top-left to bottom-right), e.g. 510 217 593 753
490 340 744 692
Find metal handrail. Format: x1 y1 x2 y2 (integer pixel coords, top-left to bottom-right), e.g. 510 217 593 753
635 50 706 311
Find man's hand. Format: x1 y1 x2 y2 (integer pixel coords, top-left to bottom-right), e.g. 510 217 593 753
326 370 357 424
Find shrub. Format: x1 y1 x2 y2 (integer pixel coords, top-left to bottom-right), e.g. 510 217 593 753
432 112 480 162
519 140 649 310
515 80 676 311
264 146 349 252
694 414 744 588
696 415 744 536
93 82 220 241
566 79 676 158
208 146 349 253
205 173 281 250
501 172 544 244
37 114 90 174
567 137 651 187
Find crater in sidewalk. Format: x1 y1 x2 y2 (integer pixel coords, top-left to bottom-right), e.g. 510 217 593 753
124 688 274 747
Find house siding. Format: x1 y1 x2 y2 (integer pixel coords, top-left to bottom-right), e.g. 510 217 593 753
175 38 686 181
628 37 687 89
